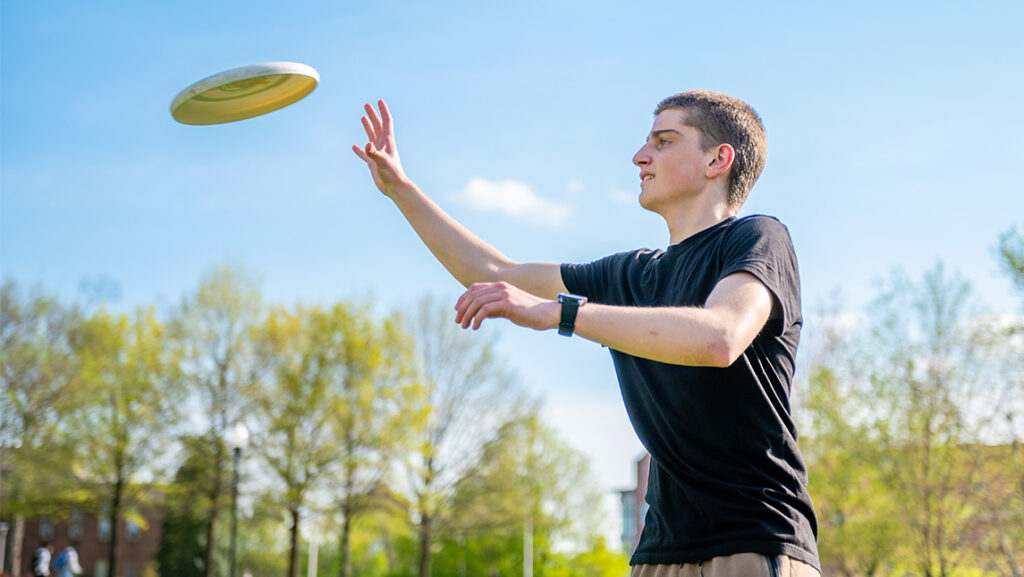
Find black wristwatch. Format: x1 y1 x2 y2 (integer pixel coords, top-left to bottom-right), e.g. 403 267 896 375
557 293 588 337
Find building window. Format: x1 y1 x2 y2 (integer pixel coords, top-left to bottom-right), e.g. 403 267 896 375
126 518 140 543
98 515 111 543
69 507 83 542
40 515 54 542
124 561 137 577
620 492 635 552
94 560 108 577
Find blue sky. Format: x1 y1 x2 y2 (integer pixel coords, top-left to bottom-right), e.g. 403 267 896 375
3 0 1023 535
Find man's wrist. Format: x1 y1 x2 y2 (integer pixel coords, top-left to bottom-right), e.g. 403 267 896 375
557 293 587 337
383 174 416 199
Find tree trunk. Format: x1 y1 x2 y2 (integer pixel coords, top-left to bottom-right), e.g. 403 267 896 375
417 510 432 577
203 440 224 577
288 503 301 577
10 516 23 577
338 501 352 577
108 475 124 577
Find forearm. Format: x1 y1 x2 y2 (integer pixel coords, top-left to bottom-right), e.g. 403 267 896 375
573 304 737 367
454 272 770 366
388 178 515 286
355 100 564 297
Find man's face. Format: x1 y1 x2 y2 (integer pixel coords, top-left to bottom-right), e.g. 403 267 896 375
632 108 713 214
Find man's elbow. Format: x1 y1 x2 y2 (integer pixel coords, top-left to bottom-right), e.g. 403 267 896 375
702 329 747 368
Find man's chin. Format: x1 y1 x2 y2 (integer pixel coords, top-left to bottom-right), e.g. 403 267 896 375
638 192 658 212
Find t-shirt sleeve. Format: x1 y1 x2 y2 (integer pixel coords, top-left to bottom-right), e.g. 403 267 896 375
719 216 802 337
560 250 640 305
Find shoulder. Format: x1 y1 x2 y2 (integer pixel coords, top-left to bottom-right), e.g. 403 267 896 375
567 247 659 270
723 215 796 253
730 214 790 236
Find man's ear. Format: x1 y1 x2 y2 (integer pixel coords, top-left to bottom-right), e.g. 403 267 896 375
706 143 734 179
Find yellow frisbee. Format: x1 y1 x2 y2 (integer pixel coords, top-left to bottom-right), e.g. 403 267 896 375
170 62 319 125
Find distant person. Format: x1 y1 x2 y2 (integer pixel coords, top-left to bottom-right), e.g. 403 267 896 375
52 546 83 577
31 544 52 577
354 91 820 576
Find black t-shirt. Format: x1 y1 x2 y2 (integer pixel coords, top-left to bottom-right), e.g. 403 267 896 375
561 215 819 569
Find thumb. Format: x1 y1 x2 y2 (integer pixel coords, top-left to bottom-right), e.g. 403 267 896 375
352 144 371 162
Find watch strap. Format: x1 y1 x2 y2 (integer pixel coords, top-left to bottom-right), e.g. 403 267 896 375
558 293 586 337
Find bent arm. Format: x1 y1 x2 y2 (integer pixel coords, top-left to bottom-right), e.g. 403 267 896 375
574 272 774 366
455 272 773 367
353 100 565 298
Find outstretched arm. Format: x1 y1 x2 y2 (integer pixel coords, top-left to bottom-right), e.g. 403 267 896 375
454 272 775 367
352 100 566 298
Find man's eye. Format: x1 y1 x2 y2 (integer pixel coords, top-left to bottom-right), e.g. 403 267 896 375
657 138 671 147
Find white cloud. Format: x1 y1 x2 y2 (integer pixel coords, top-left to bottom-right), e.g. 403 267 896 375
606 187 637 205
452 177 572 227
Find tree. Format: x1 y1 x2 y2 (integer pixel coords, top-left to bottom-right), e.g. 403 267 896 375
311 302 423 577
68 306 178 577
0 281 82 575
860 263 1016 576
404 295 521 577
801 357 903 575
443 408 621 577
983 226 1024 577
996 225 1024 302
171 265 262 577
249 304 350 577
157 436 216 577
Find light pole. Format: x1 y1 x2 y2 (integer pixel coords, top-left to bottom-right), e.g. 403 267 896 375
227 423 249 577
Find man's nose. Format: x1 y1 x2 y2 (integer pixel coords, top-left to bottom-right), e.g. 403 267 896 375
633 145 650 166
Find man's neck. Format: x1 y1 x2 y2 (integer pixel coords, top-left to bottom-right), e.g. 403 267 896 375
663 197 736 245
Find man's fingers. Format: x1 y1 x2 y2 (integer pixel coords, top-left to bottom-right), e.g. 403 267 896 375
352 144 370 162
361 115 377 141
455 283 514 330
378 99 393 134
364 102 384 138
458 291 490 329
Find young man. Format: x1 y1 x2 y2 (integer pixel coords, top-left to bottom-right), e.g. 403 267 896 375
353 90 820 577
32 543 53 577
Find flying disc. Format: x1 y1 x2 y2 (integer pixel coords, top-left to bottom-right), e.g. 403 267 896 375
170 62 319 125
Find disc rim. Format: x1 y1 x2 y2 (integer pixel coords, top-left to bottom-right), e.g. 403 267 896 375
170 61 320 125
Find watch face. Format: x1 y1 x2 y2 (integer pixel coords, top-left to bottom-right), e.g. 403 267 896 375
559 293 586 304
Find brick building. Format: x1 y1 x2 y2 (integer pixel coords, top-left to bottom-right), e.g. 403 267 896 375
618 452 650 554
3 508 162 577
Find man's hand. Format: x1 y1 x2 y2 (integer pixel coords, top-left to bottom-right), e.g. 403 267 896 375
454 282 560 331
352 99 409 197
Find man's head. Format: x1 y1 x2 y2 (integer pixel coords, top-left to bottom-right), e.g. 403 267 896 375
654 90 766 210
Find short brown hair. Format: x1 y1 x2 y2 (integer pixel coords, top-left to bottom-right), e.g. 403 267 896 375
655 90 767 209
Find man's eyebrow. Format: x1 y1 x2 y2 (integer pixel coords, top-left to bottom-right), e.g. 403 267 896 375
648 128 683 140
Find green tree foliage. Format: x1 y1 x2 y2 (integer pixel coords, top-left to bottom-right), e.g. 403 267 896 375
0 282 82 509
311 303 422 577
250 305 343 577
802 328 903 576
985 225 1024 577
403 295 522 577
235 489 290 577
996 225 1024 301
439 409 625 577
543 539 629 577
802 256 1024 576
3 272 626 577
158 436 215 577
170 265 263 577
67 306 178 577
0 282 83 575
866 264 1000 576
